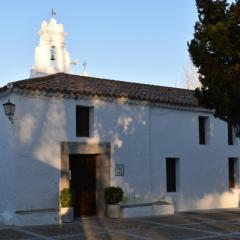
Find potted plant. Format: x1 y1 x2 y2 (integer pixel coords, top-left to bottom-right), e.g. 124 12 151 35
60 188 74 223
104 186 123 218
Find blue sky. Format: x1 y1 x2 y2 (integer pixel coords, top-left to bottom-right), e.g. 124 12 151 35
0 1 197 87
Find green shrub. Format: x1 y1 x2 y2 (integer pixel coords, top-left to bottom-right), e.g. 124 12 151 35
60 188 73 207
104 186 123 204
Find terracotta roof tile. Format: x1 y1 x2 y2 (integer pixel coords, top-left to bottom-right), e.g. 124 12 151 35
1 73 200 107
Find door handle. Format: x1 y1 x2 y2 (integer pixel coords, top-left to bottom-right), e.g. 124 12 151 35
69 170 71 180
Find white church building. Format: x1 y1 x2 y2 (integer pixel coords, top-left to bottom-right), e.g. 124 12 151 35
0 16 240 226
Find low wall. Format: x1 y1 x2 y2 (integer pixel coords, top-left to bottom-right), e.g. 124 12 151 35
121 201 174 218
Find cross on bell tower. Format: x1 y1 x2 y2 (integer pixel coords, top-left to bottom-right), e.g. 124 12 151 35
51 8 56 18
81 61 89 77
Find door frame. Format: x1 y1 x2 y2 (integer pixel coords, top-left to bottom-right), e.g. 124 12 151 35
61 142 111 217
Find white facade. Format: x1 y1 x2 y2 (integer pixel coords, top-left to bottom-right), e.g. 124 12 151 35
0 91 239 225
1 16 239 226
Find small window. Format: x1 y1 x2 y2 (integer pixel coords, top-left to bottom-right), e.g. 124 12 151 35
229 158 238 188
228 124 233 145
166 158 178 192
199 116 209 145
76 106 90 137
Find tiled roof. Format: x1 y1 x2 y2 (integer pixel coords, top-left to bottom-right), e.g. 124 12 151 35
1 73 200 108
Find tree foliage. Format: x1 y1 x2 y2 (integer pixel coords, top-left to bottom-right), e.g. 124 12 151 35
188 0 240 134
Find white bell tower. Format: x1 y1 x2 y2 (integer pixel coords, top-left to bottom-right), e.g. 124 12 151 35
30 11 71 78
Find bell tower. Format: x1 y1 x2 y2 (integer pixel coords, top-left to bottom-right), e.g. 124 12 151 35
30 12 71 78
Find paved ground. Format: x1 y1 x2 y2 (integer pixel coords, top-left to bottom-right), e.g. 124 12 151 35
2 209 240 239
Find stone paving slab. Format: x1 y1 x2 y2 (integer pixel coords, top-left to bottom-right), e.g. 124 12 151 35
200 235 240 240
23 223 104 237
199 238 236 240
125 226 217 240
136 214 209 226
80 218 161 230
54 231 144 240
0 228 36 240
225 220 240 226
180 222 240 235
2 209 240 239
182 211 240 221
227 220 240 226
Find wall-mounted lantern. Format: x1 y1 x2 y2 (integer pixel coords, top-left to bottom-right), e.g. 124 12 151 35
3 100 15 124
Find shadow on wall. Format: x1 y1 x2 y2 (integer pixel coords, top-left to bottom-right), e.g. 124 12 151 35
87 97 150 202
14 95 149 206
12 94 239 211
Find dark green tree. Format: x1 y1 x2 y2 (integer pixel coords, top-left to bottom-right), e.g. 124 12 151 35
188 0 240 135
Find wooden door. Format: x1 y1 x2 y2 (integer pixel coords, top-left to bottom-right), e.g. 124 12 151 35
69 154 96 217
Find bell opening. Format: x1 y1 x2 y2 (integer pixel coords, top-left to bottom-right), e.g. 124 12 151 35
50 46 56 61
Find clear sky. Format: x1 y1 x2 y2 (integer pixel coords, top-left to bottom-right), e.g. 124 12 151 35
0 0 197 87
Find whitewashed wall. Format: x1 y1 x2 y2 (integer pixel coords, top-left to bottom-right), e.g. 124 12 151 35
0 94 151 213
0 92 239 224
0 95 17 222
150 107 240 211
